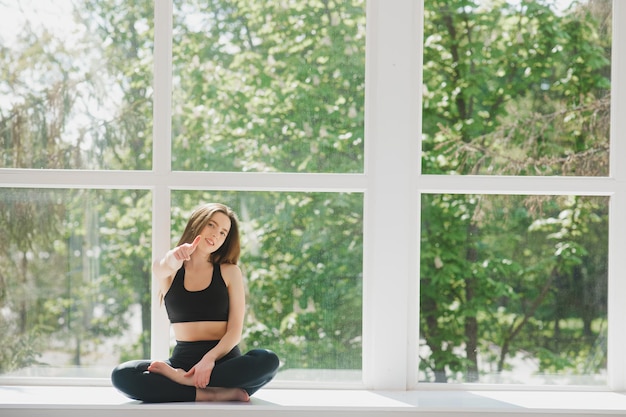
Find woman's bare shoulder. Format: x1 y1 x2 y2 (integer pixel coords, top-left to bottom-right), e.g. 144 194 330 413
219 263 242 285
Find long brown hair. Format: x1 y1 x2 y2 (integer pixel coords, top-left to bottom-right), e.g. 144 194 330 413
177 202 241 265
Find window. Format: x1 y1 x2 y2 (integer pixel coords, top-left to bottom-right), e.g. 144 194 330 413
418 0 613 385
0 188 151 377
0 0 153 170
170 1 365 173
420 193 608 384
0 0 365 386
422 0 611 178
1 0 625 393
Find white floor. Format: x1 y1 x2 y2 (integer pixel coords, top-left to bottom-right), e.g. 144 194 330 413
2 386 626 417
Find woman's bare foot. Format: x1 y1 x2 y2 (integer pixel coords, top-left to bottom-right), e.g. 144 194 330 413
147 361 193 386
196 387 250 402
148 360 250 402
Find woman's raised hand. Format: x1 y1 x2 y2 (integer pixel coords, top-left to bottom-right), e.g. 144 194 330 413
164 235 202 270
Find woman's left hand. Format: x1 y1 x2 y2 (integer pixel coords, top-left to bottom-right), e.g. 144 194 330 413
184 358 215 388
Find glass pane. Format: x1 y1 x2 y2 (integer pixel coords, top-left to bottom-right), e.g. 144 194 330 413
171 191 363 384
0 1 153 170
422 0 611 176
420 194 608 384
171 1 366 173
0 188 151 378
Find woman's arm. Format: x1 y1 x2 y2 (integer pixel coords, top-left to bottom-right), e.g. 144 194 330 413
152 236 202 294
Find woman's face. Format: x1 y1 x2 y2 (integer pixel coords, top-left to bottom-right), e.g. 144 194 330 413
198 211 232 253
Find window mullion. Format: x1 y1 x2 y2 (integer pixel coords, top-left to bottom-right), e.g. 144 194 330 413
150 0 174 361
607 0 626 392
363 0 421 390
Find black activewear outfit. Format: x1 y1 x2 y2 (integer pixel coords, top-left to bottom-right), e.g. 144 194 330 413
164 265 230 323
111 264 279 403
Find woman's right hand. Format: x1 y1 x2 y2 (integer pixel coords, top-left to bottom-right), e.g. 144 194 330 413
164 235 201 270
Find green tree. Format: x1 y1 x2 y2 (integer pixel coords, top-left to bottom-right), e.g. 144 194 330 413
422 0 609 176
421 194 607 382
170 0 365 173
80 0 154 170
0 0 154 371
420 0 610 382
0 189 65 372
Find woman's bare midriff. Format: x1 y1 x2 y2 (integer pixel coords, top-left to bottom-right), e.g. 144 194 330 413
172 321 228 341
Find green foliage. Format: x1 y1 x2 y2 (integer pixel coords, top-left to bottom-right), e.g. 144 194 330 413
422 0 610 176
170 0 365 173
0 188 152 370
420 194 608 382
417 0 610 383
0 318 46 373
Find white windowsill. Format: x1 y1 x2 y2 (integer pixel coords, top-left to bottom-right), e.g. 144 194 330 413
2 385 626 417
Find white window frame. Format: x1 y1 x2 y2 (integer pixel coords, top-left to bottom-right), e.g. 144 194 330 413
0 0 624 392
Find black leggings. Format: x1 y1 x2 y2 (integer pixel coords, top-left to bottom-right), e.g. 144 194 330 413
111 341 279 402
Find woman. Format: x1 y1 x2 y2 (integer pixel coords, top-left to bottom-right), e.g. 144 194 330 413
111 203 279 402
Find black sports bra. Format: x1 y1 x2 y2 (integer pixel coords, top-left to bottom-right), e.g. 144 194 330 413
164 264 229 323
